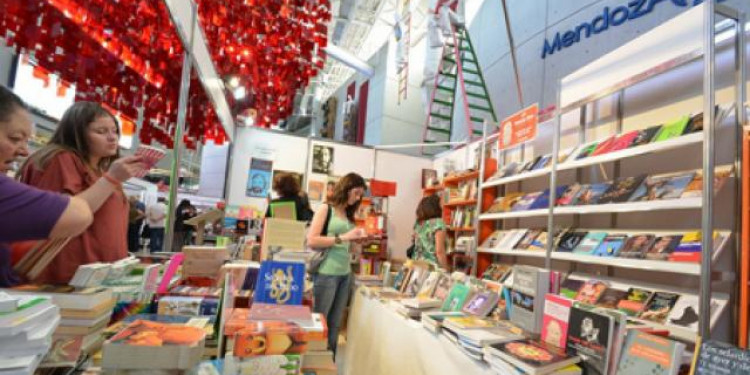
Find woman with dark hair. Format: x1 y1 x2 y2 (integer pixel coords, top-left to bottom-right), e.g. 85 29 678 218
19 101 144 284
172 199 196 252
306 172 368 356
412 194 449 270
265 173 313 221
0 86 93 287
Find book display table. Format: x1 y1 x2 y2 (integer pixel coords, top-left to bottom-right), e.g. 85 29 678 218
341 287 494 375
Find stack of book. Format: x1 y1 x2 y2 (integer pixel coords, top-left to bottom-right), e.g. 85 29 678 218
0 293 59 375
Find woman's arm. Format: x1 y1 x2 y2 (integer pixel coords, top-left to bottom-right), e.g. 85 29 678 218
48 197 93 238
434 229 449 270
76 156 144 212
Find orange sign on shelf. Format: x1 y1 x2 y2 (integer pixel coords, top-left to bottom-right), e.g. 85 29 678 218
498 103 539 150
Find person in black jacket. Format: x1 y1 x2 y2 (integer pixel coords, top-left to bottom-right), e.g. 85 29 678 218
265 173 314 222
172 199 196 252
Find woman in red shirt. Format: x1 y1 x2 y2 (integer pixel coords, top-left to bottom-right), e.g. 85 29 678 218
19 102 143 284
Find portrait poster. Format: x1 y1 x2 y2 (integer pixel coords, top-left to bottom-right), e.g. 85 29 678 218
312 145 334 175
246 158 273 198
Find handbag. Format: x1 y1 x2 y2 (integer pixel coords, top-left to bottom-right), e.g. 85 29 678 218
307 205 333 275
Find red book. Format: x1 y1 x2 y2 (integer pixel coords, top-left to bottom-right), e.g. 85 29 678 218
234 320 309 357
668 252 701 263
610 131 639 152
250 303 313 322
542 294 572 348
590 136 617 156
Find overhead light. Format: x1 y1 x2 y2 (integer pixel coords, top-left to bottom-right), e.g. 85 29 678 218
228 76 240 88
233 86 247 100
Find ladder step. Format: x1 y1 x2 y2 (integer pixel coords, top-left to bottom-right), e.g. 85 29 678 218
433 99 453 107
430 113 452 121
427 127 451 134
442 73 457 79
470 116 486 123
443 57 457 64
463 68 479 75
468 104 492 112
436 85 454 92
472 129 483 135
464 80 483 87
466 91 489 99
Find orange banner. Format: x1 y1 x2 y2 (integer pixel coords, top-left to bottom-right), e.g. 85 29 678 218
498 103 539 150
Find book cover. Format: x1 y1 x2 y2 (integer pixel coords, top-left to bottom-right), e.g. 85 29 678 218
527 231 550 252
572 232 607 255
482 264 512 283
530 186 568 210
639 292 680 324
486 198 506 214
422 169 438 188
255 261 305 305
524 157 542 172
628 172 694 202
462 291 500 317
616 331 685 375
644 235 683 260
515 229 542 250
566 306 614 375
512 192 543 212
618 234 656 259
614 289 652 319
441 283 471 312
598 175 646 204
531 154 553 170
496 162 519 179
417 272 441 299
560 279 585 299
40 335 83 368
432 274 453 301
556 184 584 206
224 354 301 375
610 130 639 151
542 294 572 348
680 165 733 198
502 192 526 212
572 183 611 205
510 289 536 331
109 320 206 346
403 266 430 297
595 289 629 309
589 136 617 157
557 231 588 253
666 295 726 332
574 280 608 305
234 321 308 357
392 267 410 293
249 303 313 323
490 339 580 374
591 235 628 257
575 143 599 160
629 125 663 147
652 115 690 142
510 266 549 334
501 229 530 249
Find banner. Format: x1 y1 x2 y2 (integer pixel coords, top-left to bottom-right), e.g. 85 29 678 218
498 103 539 150
246 158 273 198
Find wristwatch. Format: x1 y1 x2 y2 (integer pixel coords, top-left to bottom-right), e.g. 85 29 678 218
335 234 342 244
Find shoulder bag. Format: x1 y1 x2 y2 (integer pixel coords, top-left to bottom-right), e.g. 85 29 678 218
307 205 333 275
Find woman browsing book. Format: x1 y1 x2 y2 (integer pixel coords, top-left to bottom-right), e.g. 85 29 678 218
306 173 368 356
18 102 144 284
0 86 94 287
411 195 449 270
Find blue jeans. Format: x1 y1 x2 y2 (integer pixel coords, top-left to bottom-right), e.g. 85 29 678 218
150 227 164 253
313 273 352 355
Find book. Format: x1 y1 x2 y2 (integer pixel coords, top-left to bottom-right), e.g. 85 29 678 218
591 234 628 257
421 311 465 333
618 234 656 259
595 289 628 309
0 292 20 313
652 115 690 142
69 263 112 288
542 294 572 348
233 320 308 357
529 186 568 210
157 296 219 317
442 315 496 330
38 334 83 368
0 355 44 375
441 283 471 312
7 285 112 310
617 288 653 317
0 296 52 327
0 314 59 356
482 264 512 283
416 271 441 299
589 136 617 156
628 172 695 201
462 291 500 317
666 295 727 332
616 330 685 375
501 229 530 250
400 296 442 309
598 175 646 204
486 339 580 375
571 183 611 205
432 274 453 301
629 125 663 147
510 266 550 334
610 130 639 151
254 260 306 305
575 143 599 160
402 265 430 297
557 231 588 253
102 320 205 370
680 165 733 198
532 155 553 170
566 306 615 375
572 232 607 255
574 280 608 305
560 279 584 299
515 229 542 250
644 235 683 260
249 303 313 326
556 184 584 206
512 192 543 212
527 231 550 252
501 193 526 212
223 354 301 375
638 291 680 323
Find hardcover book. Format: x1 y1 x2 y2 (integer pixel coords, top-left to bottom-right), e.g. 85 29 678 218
510 266 550 334
254 261 305 305
542 294 572 348
560 279 585 299
572 183 611 205
639 292 680 324
598 175 646 204
629 125 663 147
591 235 628 257
566 306 615 375
556 184 584 206
644 235 683 260
512 192 543 212
595 289 629 309
616 330 685 375
487 339 580 375
557 231 588 253
441 283 471 312
618 234 656 259
680 165 733 198
572 232 607 255
574 280 607 305
462 291 500 317
652 115 690 142
617 288 653 317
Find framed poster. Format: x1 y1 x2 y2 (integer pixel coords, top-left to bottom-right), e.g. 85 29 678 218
246 158 273 198
312 145 334 175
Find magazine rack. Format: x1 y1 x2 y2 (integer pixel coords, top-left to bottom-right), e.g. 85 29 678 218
475 2 746 341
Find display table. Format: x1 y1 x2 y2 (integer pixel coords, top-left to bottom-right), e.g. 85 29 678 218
341 287 494 375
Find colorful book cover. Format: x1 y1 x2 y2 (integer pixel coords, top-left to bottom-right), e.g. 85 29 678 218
591 235 628 257
512 192 543 212
501 229 529 249
530 186 568 210
527 231 549 252
417 272 441 299
254 261 306 305
566 306 614 375
462 291 500 317
616 331 685 375
639 292 680 324
557 231 588 253
441 283 470 312
432 274 453 301
542 294 572 348
598 175 646 204
249 303 312 322
652 115 690 142
666 295 726 333
618 234 656 259
556 184 584 206
491 339 579 374
575 143 599 160
595 289 629 309
590 136 617 156
515 229 542 250
572 232 607 255
157 296 219 316
500 192 526 212
234 321 308 357
403 266 430 297
560 279 584 299
680 165 733 198
617 288 653 317
644 235 683 260
509 289 536 330
572 183 611 205
109 320 206 346
610 130 639 151
482 264 512 283
531 154 552 170
574 280 608 305
629 125 663 147
224 355 302 375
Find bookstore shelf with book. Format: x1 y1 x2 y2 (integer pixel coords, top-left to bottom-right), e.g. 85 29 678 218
443 199 478 208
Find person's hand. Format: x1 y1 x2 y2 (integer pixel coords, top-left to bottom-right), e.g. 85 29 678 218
107 156 145 182
341 227 366 242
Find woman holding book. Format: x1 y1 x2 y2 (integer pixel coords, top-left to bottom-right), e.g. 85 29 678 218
18 102 144 284
0 86 94 287
412 194 449 270
307 172 368 355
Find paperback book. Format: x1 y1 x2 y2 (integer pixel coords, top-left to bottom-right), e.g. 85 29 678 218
591 234 628 257
610 130 639 151
595 289 629 309
529 186 568 210
616 288 653 317
254 261 305 305
639 292 680 324
618 234 656 259
628 172 695 202
666 295 726 332
630 125 663 147
644 235 683 261
589 136 617 157
515 229 542 250
541 294 572 348
616 330 685 375
557 231 588 253
560 279 584 300
652 115 690 142
572 232 607 255
556 184 584 206
441 283 471 312
486 339 580 375
512 193 543 212
575 143 599 160
572 183 611 205
462 291 500 317
510 266 549 334
598 175 646 204
574 280 607 305
680 165 733 198
566 306 615 375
